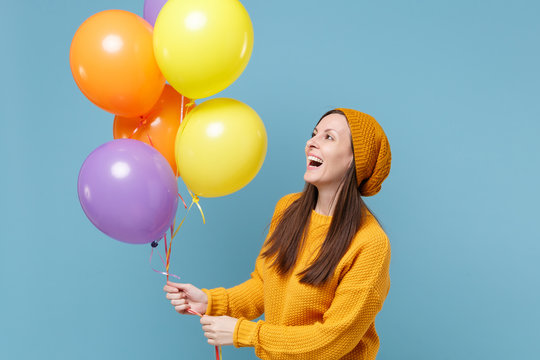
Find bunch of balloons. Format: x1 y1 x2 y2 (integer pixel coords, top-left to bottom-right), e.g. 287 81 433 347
71 0 267 246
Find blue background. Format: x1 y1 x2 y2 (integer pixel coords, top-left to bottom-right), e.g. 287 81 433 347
1 1 539 359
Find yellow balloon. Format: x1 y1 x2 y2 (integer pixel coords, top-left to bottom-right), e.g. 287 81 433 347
153 0 254 99
175 98 267 197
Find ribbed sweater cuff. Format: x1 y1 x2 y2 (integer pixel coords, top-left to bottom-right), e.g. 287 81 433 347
201 287 228 316
233 318 258 348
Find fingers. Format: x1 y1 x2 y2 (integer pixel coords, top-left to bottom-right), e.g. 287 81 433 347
167 294 192 314
166 281 191 292
163 282 201 316
170 298 187 306
163 284 179 293
202 319 216 345
200 316 227 346
174 304 191 314
166 292 185 300
200 315 214 325
200 316 236 347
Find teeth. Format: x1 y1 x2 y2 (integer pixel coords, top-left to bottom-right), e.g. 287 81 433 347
308 155 323 164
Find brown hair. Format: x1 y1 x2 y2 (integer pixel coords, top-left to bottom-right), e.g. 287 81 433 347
262 110 381 285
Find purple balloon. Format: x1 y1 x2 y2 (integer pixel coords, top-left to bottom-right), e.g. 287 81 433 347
78 139 178 245
143 0 168 27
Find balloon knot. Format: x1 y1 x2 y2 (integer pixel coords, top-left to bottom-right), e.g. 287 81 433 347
151 240 159 248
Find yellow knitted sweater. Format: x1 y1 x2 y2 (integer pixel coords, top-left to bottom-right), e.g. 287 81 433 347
202 193 391 359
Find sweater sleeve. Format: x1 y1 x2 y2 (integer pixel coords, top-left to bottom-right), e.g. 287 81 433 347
202 193 301 319
233 233 391 360
202 248 266 320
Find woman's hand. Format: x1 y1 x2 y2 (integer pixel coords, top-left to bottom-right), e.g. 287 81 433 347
200 315 238 346
163 281 208 315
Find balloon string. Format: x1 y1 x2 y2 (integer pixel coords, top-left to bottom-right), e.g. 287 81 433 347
176 96 195 179
125 117 154 149
185 99 196 110
149 247 180 280
154 195 204 286
163 232 168 262
172 202 193 239
146 133 155 148
163 233 169 282
156 248 167 267
178 193 188 209
150 197 216 358
150 248 221 359
187 308 202 316
128 116 147 139
166 234 173 278
180 96 185 124
176 96 186 180
160 194 205 299
171 192 205 240
194 197 205 224
167 224 175 276
164 196 199 283
187 309 222 360
187 189 206 224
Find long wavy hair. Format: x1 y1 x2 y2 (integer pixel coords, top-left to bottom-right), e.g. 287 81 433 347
261 110 381 286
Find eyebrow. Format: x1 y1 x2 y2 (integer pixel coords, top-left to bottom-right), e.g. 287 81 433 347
313 128 337 133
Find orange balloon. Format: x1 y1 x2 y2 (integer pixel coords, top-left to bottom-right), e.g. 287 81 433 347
113 85 195 175
70 10 165 117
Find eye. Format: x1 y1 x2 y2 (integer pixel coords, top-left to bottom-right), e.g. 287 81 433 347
325 134 334 140
311 131 316 138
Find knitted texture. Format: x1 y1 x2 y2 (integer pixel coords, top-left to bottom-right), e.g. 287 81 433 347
335 108 391 197
202 193 391 359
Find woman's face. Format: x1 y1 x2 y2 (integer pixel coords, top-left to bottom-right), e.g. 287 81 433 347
304 113 353 189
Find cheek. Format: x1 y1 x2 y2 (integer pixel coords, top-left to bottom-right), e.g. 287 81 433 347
337 152 353 175
327 151 353 176
336 147 353 167
338 156 353 174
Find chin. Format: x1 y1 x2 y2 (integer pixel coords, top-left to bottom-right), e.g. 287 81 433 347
303 174 318 186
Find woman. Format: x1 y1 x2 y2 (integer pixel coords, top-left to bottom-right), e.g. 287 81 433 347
164 108 392 359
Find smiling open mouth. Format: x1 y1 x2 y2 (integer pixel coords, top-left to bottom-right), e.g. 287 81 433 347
308 155 323 167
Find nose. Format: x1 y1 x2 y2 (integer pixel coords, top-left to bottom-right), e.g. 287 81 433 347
306 136 319 151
